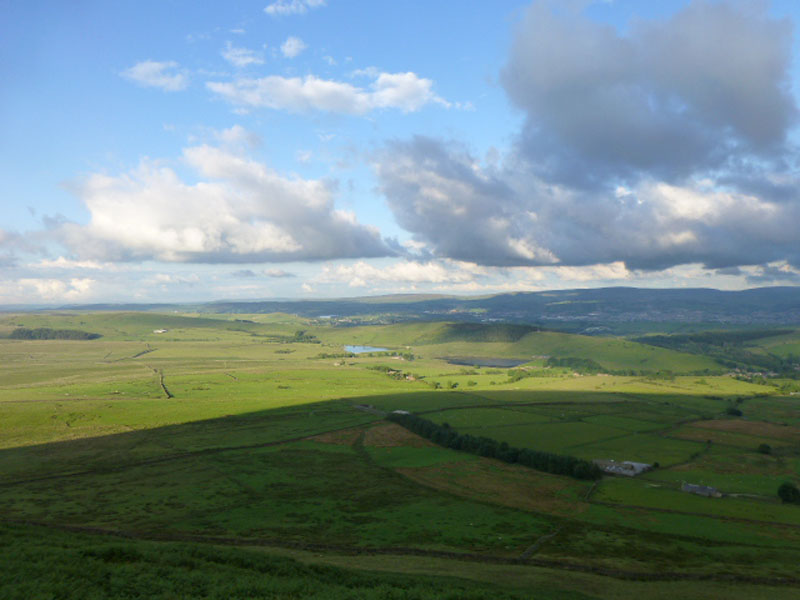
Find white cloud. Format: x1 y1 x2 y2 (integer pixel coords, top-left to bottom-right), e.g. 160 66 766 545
58 139 390 264
33 257 110 270
546 262 631 283
14 278 95 302
318 260 482 288
264 268 295 278
121 60 188 92
215 124 261 149
265 0 325 17
207 71 447 114
280 36 307 58
221 42 265 68
150 273 200 285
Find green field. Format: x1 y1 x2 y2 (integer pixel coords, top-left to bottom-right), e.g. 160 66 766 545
1 312 800 598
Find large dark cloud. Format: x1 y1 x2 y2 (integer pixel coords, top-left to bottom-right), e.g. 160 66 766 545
378 1 800 272
501 0 795 185
378 136 800 269
744 264 800 284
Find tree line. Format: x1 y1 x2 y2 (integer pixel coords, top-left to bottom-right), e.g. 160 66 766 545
386 412 602 480
10 327 101 340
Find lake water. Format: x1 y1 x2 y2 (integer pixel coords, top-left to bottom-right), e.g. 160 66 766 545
345 345 390 354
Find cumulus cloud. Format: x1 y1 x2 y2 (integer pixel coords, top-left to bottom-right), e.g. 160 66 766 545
743 263 800 284
121 60 188 91
56 140 392 264
376 137 558 267
214 124 262 149
375 2 800 273
207 71 448 114
14 278 95 302
318 260 484 288
221 42 265 68
264 268 295 278
231 269 257 278
231 268 295 278
280 36 307 58
33 257 111 270
0 228 42 261
378 137 800 270
265 0 325 16
501 0 795 185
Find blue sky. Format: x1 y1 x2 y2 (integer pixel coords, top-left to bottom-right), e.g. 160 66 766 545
2 0 800 304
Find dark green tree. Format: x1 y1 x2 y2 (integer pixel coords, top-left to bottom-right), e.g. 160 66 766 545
778 482 800 504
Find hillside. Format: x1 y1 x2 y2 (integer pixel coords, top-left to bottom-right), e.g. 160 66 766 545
43 287 800 334
315 322 722 373
1 310 798 599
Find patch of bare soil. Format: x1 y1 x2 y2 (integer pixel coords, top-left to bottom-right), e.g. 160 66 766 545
363 423 437 448
691 419 800 442
307 428 362 446
398 459 590 517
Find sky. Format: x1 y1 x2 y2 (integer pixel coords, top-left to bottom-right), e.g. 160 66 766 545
3 0 800 305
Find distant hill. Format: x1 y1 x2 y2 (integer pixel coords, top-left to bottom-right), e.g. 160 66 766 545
45 286 800 332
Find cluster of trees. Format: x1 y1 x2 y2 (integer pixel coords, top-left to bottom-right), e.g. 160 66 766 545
545 357 605 373
315 352 357 359
291 330 320 343
636 330 792 348
10 327 101 340
387 412 603 481
634 330 799 377
778 482 800 504
367 365 421 382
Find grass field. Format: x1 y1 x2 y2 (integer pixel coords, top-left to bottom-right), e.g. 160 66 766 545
1 311 800 598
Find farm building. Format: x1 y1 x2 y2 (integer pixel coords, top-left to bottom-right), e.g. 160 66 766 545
681 482 722 498
593 459 652 477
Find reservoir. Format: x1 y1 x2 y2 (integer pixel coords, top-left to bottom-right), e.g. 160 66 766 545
345 345 390 354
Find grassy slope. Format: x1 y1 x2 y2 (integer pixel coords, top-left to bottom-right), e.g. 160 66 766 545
315 322 722 372
1 522 551 600
748 328 800 357
2 312 800 598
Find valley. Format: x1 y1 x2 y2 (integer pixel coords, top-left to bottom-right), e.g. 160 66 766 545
1 310 799 598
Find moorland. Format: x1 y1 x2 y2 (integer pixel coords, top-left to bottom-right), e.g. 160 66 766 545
1 302 800 599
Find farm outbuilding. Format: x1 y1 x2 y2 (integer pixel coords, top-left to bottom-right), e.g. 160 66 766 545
593 459 652 477
681 482 722 498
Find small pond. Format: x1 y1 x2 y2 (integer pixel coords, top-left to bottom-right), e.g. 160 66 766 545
444 356 529 368
344 345 390 354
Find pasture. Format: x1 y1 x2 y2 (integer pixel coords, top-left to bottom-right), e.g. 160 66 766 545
1 311 799 598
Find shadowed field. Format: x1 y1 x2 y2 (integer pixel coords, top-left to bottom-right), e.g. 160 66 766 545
1 312 799 598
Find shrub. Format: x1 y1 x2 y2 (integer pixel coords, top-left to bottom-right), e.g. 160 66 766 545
778 482 800 504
